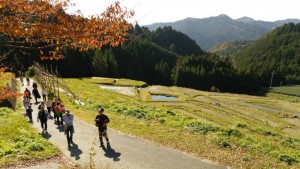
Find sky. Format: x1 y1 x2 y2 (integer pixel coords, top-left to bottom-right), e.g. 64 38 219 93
67 0 300 26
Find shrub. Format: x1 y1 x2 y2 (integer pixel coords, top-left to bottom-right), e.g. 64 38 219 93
222 128 242 137
279 154 298 165
125 109 147 119
255 128 278 136
210 86 220 92
185 121 219 134
236 123 247 128
281 138 300 148
166 110 175 116
158 118 166 124
2 148 15 156
27 142 44 151
217 139 231 148
25 66 35 77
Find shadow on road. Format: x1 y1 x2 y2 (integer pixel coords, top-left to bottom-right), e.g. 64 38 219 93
56 125 65 133
34 101 41 105
102 143 121 161
41 131 52 139
48 115 54 120
69 143 83 160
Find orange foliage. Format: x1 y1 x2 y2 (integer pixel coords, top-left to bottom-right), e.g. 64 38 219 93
0 0 134 60
0 86 21 103
0 66 21 103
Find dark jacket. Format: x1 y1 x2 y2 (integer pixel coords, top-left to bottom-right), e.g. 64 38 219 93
32 89 41 98
38 110 48 121
95 114 110 130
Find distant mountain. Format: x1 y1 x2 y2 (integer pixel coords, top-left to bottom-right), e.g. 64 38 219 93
236 17 278 30
274 19 300 26
146 15 300 50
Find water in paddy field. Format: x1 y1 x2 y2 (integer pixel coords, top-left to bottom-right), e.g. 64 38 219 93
151 95 177 101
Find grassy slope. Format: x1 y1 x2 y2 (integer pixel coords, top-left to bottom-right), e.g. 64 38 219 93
0 107 60 168
59 77 300 168
270 85 300 97
0 75 60 168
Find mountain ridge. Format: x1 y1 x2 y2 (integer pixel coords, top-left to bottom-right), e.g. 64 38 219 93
145 14 300 50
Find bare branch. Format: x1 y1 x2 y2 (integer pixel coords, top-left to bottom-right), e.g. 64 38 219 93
0 48 15 62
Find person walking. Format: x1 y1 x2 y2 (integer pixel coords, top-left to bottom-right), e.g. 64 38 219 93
54 102 63 126
32 88 41 104
47 92 54 101
95 108 110 146
24 88 31 100
37 106 48 133
38 101 45 110
32 82 38 89
62 109 75 148
26 77 30 86
20 76 24 86
52 101 57 122
45 98 53 117
26 105 33 123
23 96 30 109
42 88 47 101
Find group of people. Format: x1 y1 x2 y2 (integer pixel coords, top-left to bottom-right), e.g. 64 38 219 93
20 76 30 86
21 78 110 148
24 93 76 147
22 82 47 105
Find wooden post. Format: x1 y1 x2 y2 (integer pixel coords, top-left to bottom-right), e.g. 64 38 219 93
56 66 59 98
270 71 274 88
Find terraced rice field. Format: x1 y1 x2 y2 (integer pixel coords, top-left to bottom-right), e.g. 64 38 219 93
60 78 300 168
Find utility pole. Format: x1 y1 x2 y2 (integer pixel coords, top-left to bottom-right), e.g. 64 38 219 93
270 71 274 88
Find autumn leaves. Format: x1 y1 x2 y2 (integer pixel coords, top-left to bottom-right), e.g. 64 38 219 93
0 0 134 60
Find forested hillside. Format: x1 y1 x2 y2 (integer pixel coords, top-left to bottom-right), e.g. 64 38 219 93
173 55 259 92
233 23 300 85
53 25 205 86
51 25 261 93
50 38 178 86
208 40 253 57
135 25 204 56
4 24 262 93
13 23 300 93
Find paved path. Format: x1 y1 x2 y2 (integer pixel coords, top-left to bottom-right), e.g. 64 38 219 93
20 79 226 169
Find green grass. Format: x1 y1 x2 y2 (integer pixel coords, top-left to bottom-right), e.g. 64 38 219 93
0 107 60 168
81 77 148 87
270 85 300 96
57 78 300 168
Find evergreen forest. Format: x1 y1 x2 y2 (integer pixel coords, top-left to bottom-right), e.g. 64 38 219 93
3 23 300 94
233 23 300 86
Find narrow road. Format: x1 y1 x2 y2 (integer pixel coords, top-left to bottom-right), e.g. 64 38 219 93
20 79 226 169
